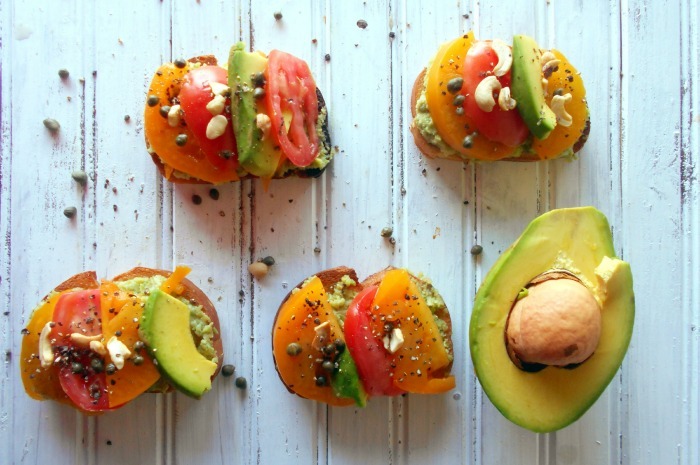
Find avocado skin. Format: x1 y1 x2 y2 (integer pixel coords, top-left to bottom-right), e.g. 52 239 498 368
470 207 635 432
510 35 557 140
331 348 368 407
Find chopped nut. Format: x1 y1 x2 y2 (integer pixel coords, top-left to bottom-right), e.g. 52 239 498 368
312 321 330 351
255 113 272 139
550 93 573 127
490 39 512 77
474 76 501 112
206 94 226 116
209 81 230 97
206 115 228 140
39 322 54 368
70 332 102 347
106 336 132 370
497 86 517 111
90 340 107 356
248 261 269 279
167 104 182 128
382 327 404 354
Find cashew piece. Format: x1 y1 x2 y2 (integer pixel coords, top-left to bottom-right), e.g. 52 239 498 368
491 39 513 77
540 50 561 78
475 76 502 112
550 93 573 127
498 86 517 111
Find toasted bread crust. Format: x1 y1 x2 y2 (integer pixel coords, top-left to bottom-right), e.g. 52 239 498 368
273 265 453 400
410 68 588 162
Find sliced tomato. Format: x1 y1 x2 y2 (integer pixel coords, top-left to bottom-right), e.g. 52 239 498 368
178 66 238 171
51 290 111 412
272 277 354 406
424 33 516 160
462 41 529 147
344 286 405 397
144 61 240 183
369 270 455 394
265 50 319 167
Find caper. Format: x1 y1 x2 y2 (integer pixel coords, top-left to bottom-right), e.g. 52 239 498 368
209 188 220 201
173 58 187 68
333 339 345 351
175 134 188 146
261 256 275 266
219 150 232 159
124 115 131 122
315 376 327 386
286 342 302 356
380 227 393 238
58 69 70 79
71 362 84 374
253 87 266 99
453 94 465 106
470 244 483 256
221 364 235 377
43 118 61 132
147 95 160 107
273 11 283 20
446 77 464 94
321 360 335 372
105 363 116 375
234 377 247 389
71 170 88 186
455 107 464 116
251 72 266 87
323 344 336 355
63 206 77 218
462 135 474 148
159 105 171 117
91 359 104 373
357 19 368 29
133 340 145 351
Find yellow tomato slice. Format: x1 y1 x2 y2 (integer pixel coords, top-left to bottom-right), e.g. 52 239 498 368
371 269 455 394
532 49 588 159
425 33 516 161
144 62 240 184
159 265 191 295
20 292 72 404
272 277 354 406
105 300 161 408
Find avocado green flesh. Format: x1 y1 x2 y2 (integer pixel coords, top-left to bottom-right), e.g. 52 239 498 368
511 35 557 140
141 290 217 398
470 207 634 432
228 42 283 178
331 349 368 407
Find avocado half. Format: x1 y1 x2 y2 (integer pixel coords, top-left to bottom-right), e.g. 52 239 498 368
469 207 634 432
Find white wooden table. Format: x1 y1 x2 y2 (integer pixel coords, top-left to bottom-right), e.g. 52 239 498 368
1 1 697 464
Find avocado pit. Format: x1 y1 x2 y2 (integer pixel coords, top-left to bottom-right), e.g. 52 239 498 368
505 271 601 372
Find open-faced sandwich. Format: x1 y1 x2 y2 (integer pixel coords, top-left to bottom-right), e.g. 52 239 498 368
272 266 455 407
20 266 222 413
411 32 590 162
470 207 634 432
144 42 332 185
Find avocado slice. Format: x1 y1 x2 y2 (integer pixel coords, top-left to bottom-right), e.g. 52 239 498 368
331 348 368 407
140 290 217 398
470 207 634 432
510 34 557 140
228 42 283 178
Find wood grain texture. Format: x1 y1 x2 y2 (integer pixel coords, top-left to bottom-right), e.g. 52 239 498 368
1 0 697 464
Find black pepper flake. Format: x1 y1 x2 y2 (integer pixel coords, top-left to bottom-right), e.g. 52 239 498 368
192 194 202 205
274 11 283 20
209 188 219 200
234 377 247 389
324 53 331 62
389 31 395 39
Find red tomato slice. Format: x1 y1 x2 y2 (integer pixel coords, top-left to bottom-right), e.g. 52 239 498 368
344 286 405 397
51 290 110 412
265 50 319 167
462 41 529 147
178 66 238 172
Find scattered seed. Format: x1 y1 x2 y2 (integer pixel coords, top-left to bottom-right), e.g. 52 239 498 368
221 364 235 377
173 58 187 68
71 170 88 186
146 95 159 107
470 244 483 256
248 262 269 279
58 68 70 79
234 377 247 389
273 11 283 20
380 227 393 237
63 206 77 218
175 134 188 146
261 256 275 266
357 19 368 29
192 194 202 205
209 188 219 200
43 118 61 132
